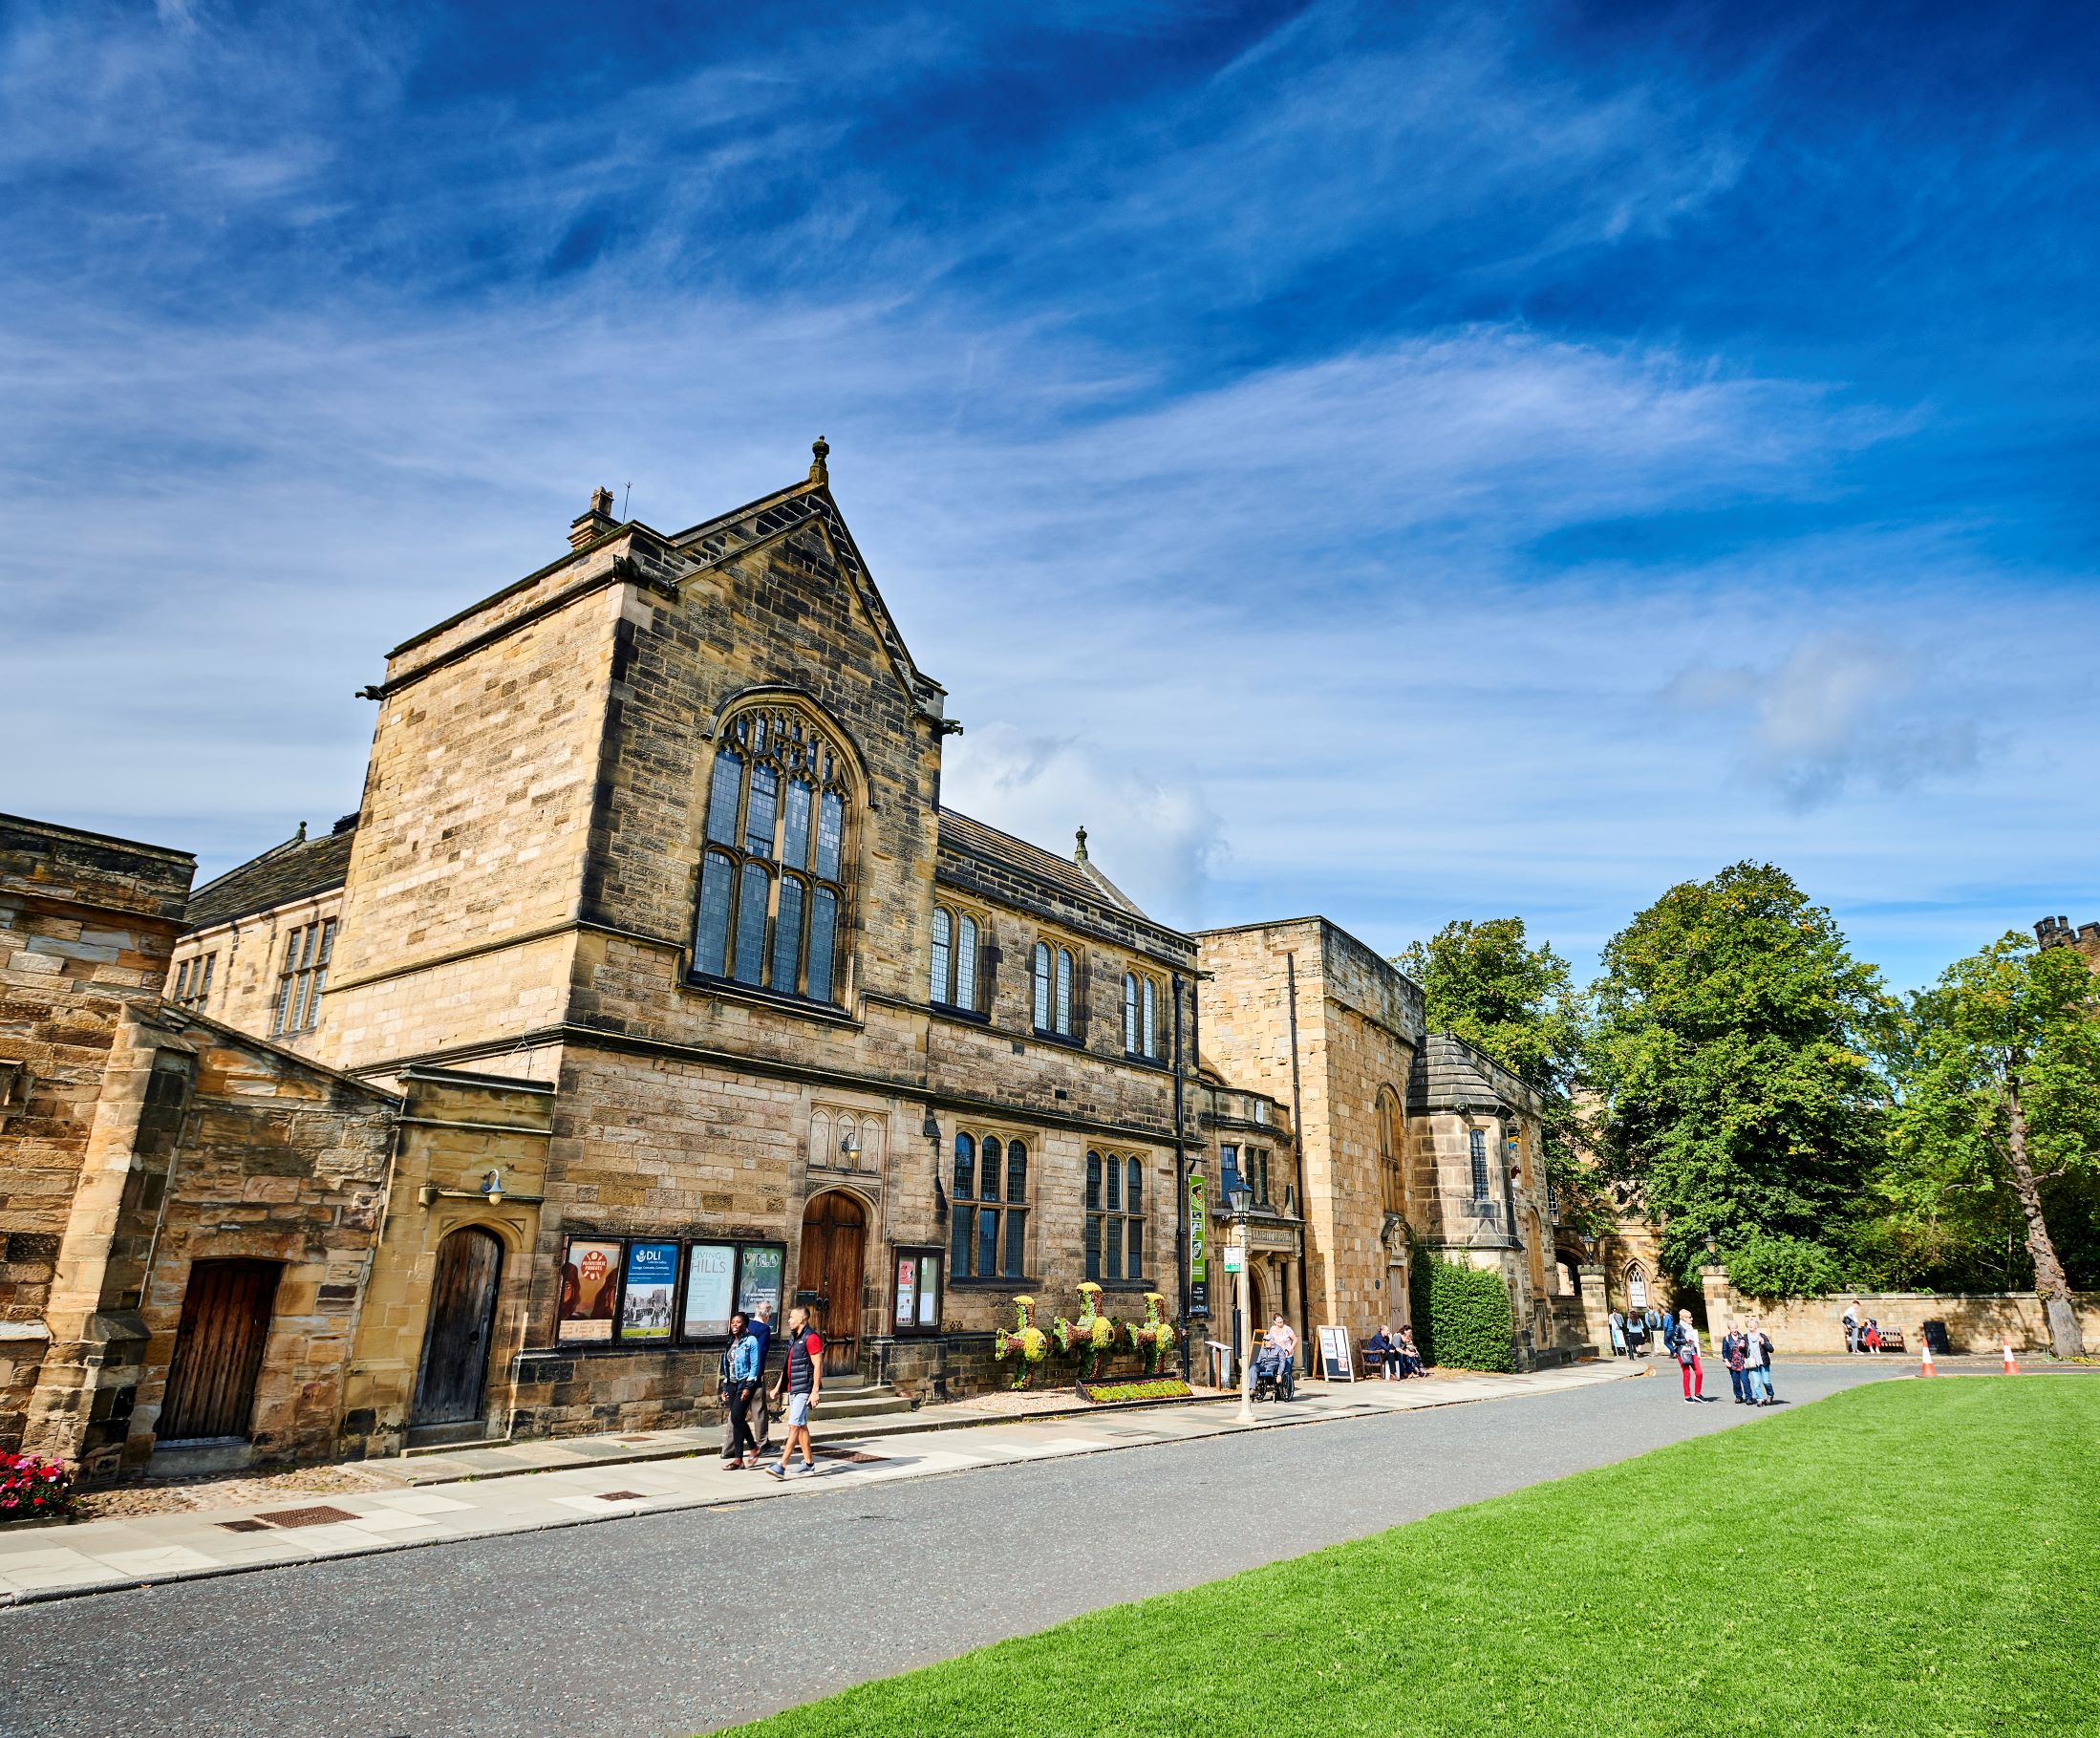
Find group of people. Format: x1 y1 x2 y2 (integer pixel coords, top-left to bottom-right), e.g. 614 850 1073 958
1840 1301 1886 1354
716 1300 826 1480
1607 1304 1666 1358
1361 1322 1424 1380
1612 1305 1782 1405
1718 1320 1778 1405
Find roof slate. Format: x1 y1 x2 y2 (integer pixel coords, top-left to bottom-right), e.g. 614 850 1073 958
1407 1032 1508 1115
185 826 355 931
936 809 1146 918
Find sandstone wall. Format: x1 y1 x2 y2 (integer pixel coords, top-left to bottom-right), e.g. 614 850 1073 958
0 815 192 1452
1697 1273 2100 1357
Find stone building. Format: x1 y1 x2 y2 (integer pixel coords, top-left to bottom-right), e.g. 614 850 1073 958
2 815 546 1479
8 446 1592 1475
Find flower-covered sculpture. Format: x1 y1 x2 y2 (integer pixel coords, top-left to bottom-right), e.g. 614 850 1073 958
1053 1281 1121 1383
994 1296 1051 1390
1130 1292 1180 1376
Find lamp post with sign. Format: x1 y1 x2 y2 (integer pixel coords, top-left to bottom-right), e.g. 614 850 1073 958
1227 1184 1254 1425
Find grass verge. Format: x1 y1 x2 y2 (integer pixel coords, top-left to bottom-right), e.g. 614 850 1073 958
727 1379 2099 1736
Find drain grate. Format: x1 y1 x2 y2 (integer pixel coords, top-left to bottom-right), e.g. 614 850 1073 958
253 1504 361 1528
814 1448 886 1464
596 1490 648 1501
216 1518 271 1534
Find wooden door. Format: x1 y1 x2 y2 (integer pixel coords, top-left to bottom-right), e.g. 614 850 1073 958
412 1228 504 1427
160 1259 280 1442
799 1191 865 1376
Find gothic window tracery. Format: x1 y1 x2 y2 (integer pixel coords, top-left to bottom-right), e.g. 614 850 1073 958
693 703 853 1004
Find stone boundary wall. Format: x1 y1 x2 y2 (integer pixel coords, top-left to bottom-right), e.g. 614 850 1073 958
1698 1270 2100 1355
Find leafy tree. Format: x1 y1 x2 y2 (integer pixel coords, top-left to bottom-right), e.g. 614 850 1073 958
1393 917 1599 1232
1887 934 2100 1358
1588 863 1888 1283
1724 1230 1843 1298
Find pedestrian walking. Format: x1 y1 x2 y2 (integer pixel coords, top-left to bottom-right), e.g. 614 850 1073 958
1608 1309 1627 1358
1644 1305 1664 1356
764 1306 825 1480
1744 1320 1775 1404
719 1314 762 1469
1674 1310 1705 1403
1722 1322 1750 1404
745 1298 776 1457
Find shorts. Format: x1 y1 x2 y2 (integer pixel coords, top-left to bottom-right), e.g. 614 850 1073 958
786 1392 812 1427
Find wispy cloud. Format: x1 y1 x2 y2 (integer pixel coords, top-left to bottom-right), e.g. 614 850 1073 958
3 0 2097 996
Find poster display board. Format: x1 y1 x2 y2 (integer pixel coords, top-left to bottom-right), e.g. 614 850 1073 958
681 1242 738 1340
619 1240 680 1341
736 1244 785 1320
1317 1323 1355 1382
557 1237 622 1342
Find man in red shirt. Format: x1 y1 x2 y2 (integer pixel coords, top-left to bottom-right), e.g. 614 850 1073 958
763 1306 824 1480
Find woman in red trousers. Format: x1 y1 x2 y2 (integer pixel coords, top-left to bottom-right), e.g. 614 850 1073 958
1675 1309 1706 1402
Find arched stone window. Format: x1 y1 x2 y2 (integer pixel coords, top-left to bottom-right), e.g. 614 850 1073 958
1378 1085 1406 1219
1123 971 1163 1060
1625 1262 1649 1311
930 906 981 1011
693 703 853 1003
1032 942 1076 1037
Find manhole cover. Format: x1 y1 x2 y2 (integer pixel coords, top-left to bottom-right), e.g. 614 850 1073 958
254 1505 361 1528
597 1490 648 1501
217 1518 271 1534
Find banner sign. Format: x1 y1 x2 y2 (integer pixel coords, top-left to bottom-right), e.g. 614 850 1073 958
1188 1172 1209 1315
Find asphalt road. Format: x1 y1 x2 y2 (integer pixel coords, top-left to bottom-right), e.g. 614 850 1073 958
0 1360 1897 1738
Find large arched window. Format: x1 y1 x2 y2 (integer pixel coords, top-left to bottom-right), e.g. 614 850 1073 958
692 704 852 1004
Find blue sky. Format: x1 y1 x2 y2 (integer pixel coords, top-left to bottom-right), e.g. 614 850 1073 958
4 0 2096 991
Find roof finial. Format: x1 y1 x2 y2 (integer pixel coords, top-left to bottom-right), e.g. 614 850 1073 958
1074 825 1088 863
809 435 830 484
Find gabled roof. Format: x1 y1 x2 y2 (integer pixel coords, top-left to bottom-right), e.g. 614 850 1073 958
936 809 1147 919
1407 1032 1508 1116
185 822 355 931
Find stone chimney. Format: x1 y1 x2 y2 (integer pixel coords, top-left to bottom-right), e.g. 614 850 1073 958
568 485 618 550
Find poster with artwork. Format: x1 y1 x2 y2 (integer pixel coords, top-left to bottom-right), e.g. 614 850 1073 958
558 1237 623 1342
620 1240 679 1341
736 1244 784 1320
682 1242 736 1340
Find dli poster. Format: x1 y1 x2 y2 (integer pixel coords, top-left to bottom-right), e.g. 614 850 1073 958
620 1240 679 1341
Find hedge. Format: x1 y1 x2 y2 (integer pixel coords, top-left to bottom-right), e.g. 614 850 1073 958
1724 1231 1843 1299
1409 1255 1515 1373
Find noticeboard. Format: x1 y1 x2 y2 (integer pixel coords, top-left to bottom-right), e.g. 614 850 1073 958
1317 1323 1355 1382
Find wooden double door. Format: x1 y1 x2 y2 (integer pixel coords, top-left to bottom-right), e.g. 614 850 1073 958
798 1191 865 1376
161 1259 280 1443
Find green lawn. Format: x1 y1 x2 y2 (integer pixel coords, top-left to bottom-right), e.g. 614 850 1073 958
728 1380 2100 1737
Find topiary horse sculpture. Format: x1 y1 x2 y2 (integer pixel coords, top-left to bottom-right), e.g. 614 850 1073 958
1130 1292 1180 1376
1052 1281 1120 1384
994 1296 1051 1390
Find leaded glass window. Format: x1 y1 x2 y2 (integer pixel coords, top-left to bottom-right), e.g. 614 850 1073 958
950 1129 1027 1278
692 705 852 1004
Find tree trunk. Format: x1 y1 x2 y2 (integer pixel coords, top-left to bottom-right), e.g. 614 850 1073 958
2006 1082 2086 1360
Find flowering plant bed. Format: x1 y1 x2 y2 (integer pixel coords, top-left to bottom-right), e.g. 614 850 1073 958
1 1451 75 1523
1078 1378 1193 1404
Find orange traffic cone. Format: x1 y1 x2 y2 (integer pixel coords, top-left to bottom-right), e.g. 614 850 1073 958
1920 1339 1936 1378
2003 1342 2019 1375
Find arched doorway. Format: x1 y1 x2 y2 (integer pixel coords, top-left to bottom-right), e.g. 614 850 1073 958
798 1191 866 1376
413 1227 503 1430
